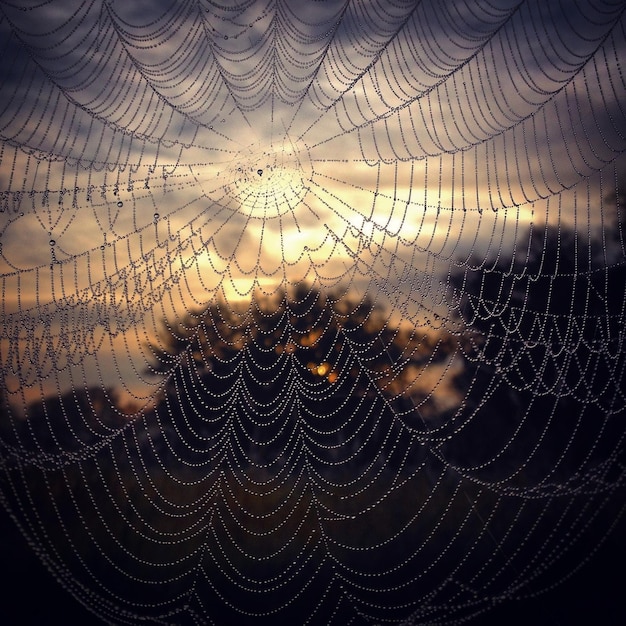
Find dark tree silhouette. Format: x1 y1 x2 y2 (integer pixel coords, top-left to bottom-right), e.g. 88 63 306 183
444 215 626 624
1 386 128 457
446 221 626 484
145 285 458 475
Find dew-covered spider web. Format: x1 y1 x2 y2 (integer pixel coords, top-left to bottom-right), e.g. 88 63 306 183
1 0 626 624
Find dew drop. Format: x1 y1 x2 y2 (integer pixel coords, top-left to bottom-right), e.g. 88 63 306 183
117 201 123 207
257 169 263 177
49 239 56 246
153 213 160 221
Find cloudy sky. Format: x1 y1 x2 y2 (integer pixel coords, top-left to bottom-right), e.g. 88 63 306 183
1 0 625 404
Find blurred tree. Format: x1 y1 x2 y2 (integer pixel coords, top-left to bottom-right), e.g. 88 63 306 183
2 386 128 456
146 285 458 474
447 220 626 485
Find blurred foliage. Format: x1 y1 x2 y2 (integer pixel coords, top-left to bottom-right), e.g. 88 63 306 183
149 284 457 404
447 220 626 487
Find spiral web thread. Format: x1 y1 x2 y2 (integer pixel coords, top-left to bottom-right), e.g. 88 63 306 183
1 1 626 624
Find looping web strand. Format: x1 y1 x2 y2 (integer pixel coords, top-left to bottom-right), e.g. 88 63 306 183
1 1 626 624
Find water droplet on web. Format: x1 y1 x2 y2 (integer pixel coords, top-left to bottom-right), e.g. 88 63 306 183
49 239 56 246
117 201 123 207
257 169 263 176
154 213 160 221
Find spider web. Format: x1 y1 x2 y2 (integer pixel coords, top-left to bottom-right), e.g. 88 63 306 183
1 0 626 624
